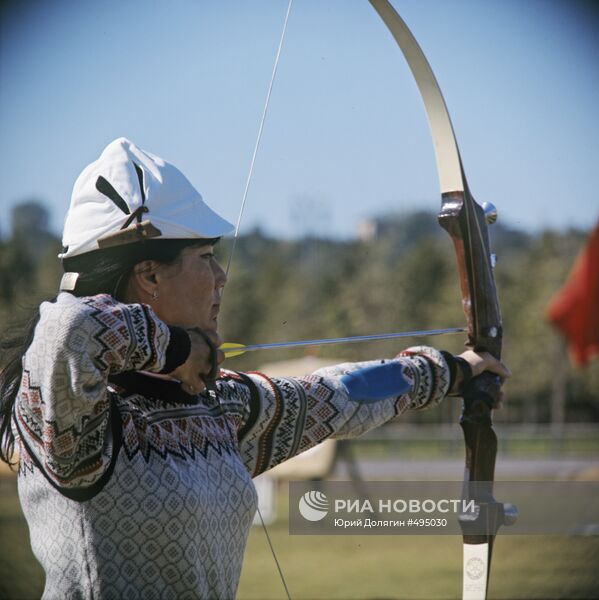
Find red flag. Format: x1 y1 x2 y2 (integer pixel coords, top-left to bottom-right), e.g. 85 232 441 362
546 220 599 367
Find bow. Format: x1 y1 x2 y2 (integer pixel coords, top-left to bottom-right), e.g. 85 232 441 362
369 2 516 598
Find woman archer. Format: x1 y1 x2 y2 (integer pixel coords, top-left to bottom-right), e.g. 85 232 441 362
0 137 509 599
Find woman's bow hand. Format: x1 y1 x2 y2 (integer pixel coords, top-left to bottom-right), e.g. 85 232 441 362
459 350 511 380
453 350 511 408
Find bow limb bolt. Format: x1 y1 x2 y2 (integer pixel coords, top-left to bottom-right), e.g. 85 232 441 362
368 2 517 599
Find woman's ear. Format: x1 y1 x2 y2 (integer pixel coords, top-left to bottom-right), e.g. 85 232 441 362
127 260 160 301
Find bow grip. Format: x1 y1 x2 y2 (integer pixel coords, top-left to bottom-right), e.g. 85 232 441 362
461 371 502 427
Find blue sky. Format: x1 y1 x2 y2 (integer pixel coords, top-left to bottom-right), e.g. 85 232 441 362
1 0 598 240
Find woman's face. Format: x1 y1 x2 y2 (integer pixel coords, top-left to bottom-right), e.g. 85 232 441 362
134 244 227 337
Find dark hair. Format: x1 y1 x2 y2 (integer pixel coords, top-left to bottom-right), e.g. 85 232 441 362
0 238 219 465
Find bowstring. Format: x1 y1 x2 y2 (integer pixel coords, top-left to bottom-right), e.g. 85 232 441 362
256 500 292 600
224 0 294 280
223 2 294 599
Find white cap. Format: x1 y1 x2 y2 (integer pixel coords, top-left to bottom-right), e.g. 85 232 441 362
60 137 234 259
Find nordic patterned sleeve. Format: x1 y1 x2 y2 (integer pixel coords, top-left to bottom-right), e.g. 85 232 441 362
13 292 170 490
219 346 450 477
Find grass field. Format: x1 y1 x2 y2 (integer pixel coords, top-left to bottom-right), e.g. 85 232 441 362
2 474 598 600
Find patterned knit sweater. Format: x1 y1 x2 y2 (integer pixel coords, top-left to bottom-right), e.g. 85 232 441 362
13 293 451 599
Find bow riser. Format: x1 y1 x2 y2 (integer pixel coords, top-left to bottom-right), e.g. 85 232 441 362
438 185 505 600
438 189 503 359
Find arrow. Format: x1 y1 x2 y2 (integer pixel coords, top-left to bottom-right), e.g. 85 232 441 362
222 327 466 358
